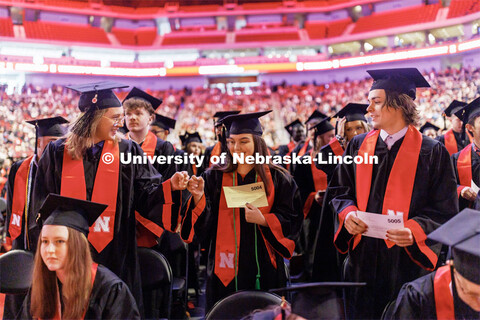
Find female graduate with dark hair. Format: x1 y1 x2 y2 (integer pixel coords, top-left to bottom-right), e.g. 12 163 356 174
181 111 303 311
19 194 140 319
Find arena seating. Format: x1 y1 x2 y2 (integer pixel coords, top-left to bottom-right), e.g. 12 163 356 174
112 27 157 46
0 18 14 38
447 0 480 18
305 17 351 39
351 4 440 34
23 21 110 44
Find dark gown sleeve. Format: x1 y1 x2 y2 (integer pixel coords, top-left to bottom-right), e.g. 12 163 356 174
403 141 458 271
97 281 140 319
155 139 176 180
5 160 20 241
131 142 182 233
180 170 214 244
328 136 361 254
385 272 436 320
258 168 303 259
293 160 314 210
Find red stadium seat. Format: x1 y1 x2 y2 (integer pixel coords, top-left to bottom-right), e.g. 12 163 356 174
0 18 14 38
448 0 480 19
162 31 226 45
351 4 440 34
23 21 110 44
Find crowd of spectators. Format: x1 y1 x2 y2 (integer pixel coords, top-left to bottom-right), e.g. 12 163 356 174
1 66 480 171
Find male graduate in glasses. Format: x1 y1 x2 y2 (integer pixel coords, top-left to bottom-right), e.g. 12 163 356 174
451 97 480 211
329 68 458 319
437 100 469 155
3 116 68 319
30 81 190 315
386 208 480 320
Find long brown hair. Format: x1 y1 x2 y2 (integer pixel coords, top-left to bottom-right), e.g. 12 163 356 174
384 90 420 126
65 108 107 160
31 227 93 319
214 134 288 195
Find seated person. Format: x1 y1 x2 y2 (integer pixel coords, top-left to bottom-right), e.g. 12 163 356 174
18 194 140 319
386 208 480 320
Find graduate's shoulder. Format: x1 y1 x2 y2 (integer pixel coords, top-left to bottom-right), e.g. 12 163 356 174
420 134 449 155
94 264 127 287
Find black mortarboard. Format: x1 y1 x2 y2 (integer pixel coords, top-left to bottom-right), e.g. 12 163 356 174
454 97 480 140
305 110 328 125
179 132 202 146
220 111 272 136
312 117 335 136
38 193 107 237
213 111 241 120
428 208 480 284
419 122 440 134
367 68 431 100
284 119 304 135
333 103 368 122
66 81 129 112
444 100 467 117
26 116 69 154
270 282 366 319
123 87 162 109
152 114 176 130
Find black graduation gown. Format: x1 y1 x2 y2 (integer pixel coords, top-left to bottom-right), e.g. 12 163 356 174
387 268 480 320
436 130 468 152
287 141 312 174
451 146 480 210
30 138 182 314
5 157 37 251
4 157 37 320
181 167 303 311
140 137 176 180
17 264 140 320
330 133 458 319
293 153 324 279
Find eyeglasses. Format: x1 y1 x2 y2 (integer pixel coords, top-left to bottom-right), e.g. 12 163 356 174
102 115 125 126
151 129 166 135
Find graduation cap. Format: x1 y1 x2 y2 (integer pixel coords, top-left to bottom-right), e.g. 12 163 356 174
66 81 129 112
179 132 202 146
284 119 304 135
123 87 162 109
312 117 335 136
152 114 176 131
333 103 368 122
213 110 241 126
444 100 467 117
419 122 440 134
37 193 107 237
26 116 69 154
270 282 366 319
367 68 431 100
220 111 272 136
454 97 480 140
305 110 328 125
428 208 480 284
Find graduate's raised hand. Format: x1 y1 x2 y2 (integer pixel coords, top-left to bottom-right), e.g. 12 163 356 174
245 203 267 226
315 190 326 204
344 211 368 235
171 171 189 191
187 175 205 204
337 117 347 138
386 228 413 247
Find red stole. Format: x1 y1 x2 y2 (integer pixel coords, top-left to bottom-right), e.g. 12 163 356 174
209 142 222 168
215 167 275 287
50 263 99 320
9 155 34 241
444 129 458 156
457 144 472 188
286 141 295 153
128 132 166 247
61 141 119 253
329 137 344 156
298 138 310 157
355 126 422 248
303 151 328 218
434 265 455 320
